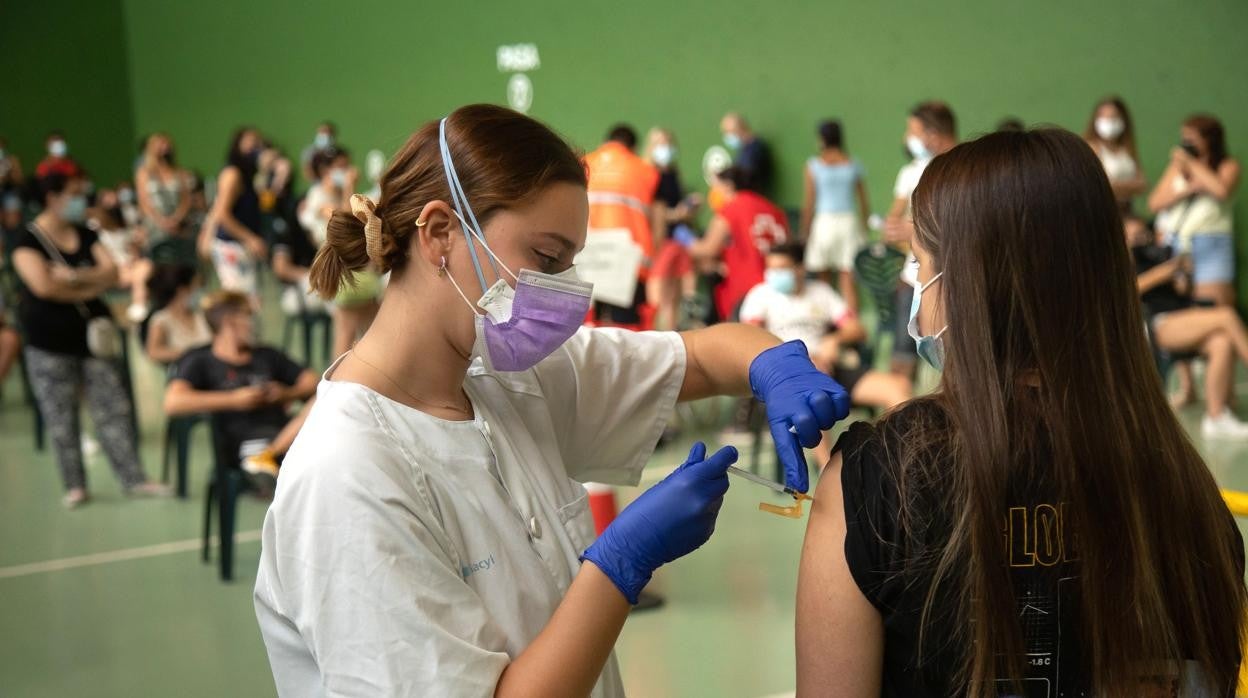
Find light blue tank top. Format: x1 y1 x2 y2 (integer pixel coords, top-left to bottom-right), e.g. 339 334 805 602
808 157 864 215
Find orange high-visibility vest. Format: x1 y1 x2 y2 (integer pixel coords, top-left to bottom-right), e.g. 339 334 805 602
584 142 660 281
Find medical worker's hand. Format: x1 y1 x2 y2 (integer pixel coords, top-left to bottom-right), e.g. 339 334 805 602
581 442 735 604
750 340 851 494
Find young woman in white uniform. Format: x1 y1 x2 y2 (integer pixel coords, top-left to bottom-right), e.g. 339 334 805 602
253 105 850 697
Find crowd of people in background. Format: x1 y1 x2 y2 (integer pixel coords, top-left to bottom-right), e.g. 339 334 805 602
0 95 1241 509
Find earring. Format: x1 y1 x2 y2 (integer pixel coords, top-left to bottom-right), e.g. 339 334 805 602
415 218 428 227
438 256 447 276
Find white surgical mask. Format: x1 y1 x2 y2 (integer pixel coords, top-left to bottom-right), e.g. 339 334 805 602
49 140 68 158
906 135 931 161
314 132 333 149
907 271 947 370
1095 116 1125 141
330 168 347 188
652 144 675 168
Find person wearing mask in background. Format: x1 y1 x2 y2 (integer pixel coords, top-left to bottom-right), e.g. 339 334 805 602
1084 96 1147 212
135 132 193 249
1149 115 1241 409
883 100 958 379
297 147 381 357
300 121 337 183
797 129 1246 698
1149 114 1240 307
200 127 267 299
584 124 660 327
720 112 774 196
0 137 24 198
12 174 168 508
34 131 82 180
690 165 790 322
255 142 294 218
253 104 849 697
184 172 209 233
800 119 869 313
1126 215 1248 438
165 290 319 491
273 157 328 324
644 128 700 331
144 264 212 365
740 242 910 468
87 186 154 323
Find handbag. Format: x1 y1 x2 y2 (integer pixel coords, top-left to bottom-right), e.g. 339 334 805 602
27 223 122 359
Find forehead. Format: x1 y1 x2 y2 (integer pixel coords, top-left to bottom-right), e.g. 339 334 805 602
489 182 588 251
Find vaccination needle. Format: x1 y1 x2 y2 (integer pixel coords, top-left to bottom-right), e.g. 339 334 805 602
726 465 814 518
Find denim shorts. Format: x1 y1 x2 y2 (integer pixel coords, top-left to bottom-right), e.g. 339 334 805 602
1191 232 1235 284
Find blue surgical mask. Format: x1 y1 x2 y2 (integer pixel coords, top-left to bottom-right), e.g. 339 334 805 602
907 271 946 370
723 133 742 150
314 132 333 149
330 168 347 188
764 268 797 295
905 135 931 161
61 195 87 224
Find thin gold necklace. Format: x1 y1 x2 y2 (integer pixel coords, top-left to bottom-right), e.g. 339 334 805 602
349 348 472 415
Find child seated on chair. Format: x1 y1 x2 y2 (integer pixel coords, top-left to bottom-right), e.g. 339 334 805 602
739 242 911 468
163 290 318 490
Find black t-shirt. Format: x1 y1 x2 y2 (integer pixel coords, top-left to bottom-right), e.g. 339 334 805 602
173 345 305 445
14 224 111 356
738 138 774 196
1134 243 1190 317
272 208 318 269
654 168 686 240
835 400 1244 697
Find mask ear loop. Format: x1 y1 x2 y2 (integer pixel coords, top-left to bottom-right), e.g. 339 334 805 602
439 118 502 292
451 211 518 284
440 255 486 317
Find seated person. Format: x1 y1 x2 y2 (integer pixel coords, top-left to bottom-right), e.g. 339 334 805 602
740 242 910 468
143 263 211 365
796 130 1243 698
163 290 319 488
1128 214 1248 438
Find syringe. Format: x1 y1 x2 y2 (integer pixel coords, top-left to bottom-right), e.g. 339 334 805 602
726 465 814 502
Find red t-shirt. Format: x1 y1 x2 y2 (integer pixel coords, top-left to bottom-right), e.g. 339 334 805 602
715 191 789 318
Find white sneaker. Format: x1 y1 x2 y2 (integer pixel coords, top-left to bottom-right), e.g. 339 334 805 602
1201 410 1248 439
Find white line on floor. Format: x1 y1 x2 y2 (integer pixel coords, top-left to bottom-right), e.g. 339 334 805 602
0 530 262 580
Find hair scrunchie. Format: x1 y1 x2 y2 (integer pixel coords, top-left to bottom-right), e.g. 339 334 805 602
349 193 385 267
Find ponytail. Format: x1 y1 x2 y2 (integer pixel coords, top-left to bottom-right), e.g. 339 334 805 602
309 210 371 298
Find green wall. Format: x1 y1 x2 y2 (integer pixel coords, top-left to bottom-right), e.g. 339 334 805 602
0 1 136 187
8 0 1248 253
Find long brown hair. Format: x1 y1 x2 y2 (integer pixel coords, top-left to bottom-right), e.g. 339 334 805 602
896 128 1244 696
1084 95 1139 161
309 105 586 297
1185 113 1229 170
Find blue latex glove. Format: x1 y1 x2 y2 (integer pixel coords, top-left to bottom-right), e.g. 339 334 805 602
749 340 851 493
581 442 736 604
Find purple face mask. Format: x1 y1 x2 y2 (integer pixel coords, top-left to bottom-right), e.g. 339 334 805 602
472 269 593 372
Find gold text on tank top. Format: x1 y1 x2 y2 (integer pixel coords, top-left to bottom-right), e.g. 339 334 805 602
1003 503 1079 567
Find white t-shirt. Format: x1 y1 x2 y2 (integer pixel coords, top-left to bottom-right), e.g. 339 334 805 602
738 280 850 351
893 157 932 286
254 327 686 698
298 183 334 248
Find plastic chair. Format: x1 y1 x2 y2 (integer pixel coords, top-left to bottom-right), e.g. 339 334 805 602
201 420 253 582
162 413 206 499
853 243 907 359
280 285 332 366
